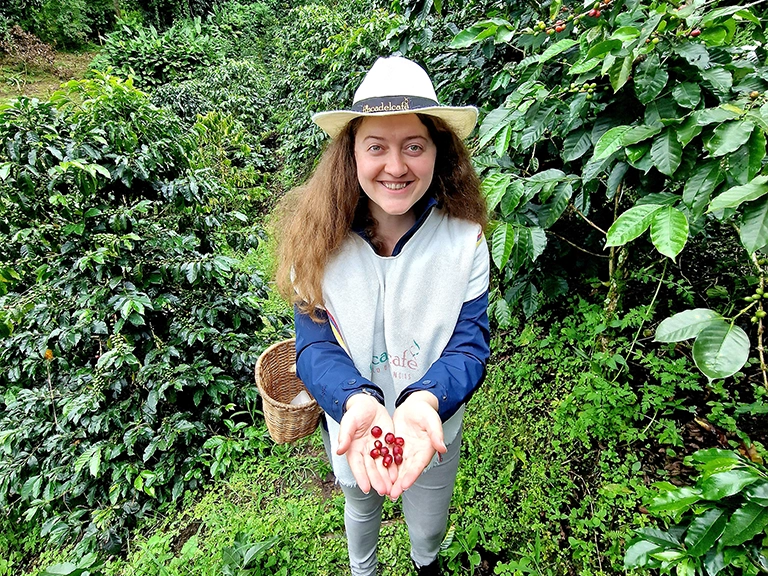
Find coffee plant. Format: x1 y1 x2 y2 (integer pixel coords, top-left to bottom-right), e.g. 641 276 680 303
0 73 289 552
452 0 767 383
92 16 228 88
625 448 768 575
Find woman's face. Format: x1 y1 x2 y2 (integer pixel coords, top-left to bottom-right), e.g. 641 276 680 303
354 114 436 225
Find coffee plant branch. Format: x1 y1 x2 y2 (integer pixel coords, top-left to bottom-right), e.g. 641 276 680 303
548 231 609 259
572 204 607 236
751 251 768 391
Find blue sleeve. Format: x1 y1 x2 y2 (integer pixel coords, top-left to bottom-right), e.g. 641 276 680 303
394 291 490 421
294 307 384 424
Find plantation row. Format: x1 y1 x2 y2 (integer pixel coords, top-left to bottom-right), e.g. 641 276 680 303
1 0 768 574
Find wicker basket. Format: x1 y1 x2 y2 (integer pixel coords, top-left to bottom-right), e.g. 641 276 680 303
255 338 322 444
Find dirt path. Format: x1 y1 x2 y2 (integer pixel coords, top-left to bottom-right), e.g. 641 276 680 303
0 50 96 101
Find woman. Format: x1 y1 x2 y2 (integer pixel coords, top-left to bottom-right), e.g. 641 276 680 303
274 56 490 576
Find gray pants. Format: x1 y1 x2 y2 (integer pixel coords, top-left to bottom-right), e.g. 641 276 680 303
322 426 462 576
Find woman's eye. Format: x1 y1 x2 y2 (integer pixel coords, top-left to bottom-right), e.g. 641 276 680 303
406 144 423 152
368 145 383 152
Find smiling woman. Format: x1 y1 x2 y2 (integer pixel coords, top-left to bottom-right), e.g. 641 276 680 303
354 114 437 254
273 56 489 576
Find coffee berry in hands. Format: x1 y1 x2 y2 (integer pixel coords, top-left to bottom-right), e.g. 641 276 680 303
369 428 406 466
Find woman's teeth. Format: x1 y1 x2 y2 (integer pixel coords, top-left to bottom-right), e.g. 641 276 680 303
382 182 408 190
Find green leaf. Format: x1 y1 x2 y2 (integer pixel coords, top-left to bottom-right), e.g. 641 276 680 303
593 125 632 160
720 502 768 546
650 207 688 260
570 58 600 75
478 106 514 149
529 227 547 261
700 26 728 47
696 107 741 126
41 563 79 576
684 508 727 557
450 21 498 49
608 55 633 92
672 82 701 109
741 198 768 254
621 125 661 147
705 121 754 157
693 322 750 380
683 161 723 216
562 129 592 162
540 39 578 63
636 527 683 548
605 205 663 247
624 540 663 568
495 124 512 157
746 128 766 181
704 548 726 576
501 180 526 216
690 448 743 473
655 309 721 343
647 486 703 516
89 445 101 477
677 115 703 147
491 222 515 270
675 43 710 69
610 26 640 43
587 39 622 60
699 468 761 500
650 130 682 177
701 5 749 24
540 182 573 228
745 481 768 506
701 67 733 94
0 162 11 180
709 175 768 213
482 173 511 211
634 55 668 104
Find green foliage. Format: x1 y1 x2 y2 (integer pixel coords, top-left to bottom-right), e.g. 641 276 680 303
0 0 116 49
625 448 768 575
453 0 768 382
450 294 704 574
92 17 227 88
0 73 290 554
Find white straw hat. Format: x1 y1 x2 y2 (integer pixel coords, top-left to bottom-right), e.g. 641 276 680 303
311 56 478 139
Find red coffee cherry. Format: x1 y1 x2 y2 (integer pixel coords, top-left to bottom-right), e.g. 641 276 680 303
385 432 396 444
380 446 389 457
394 437 405 446
370 448 380 459
394 454 403 466
371 426 382 438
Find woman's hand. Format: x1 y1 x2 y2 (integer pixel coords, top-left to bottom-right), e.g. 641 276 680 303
389 391 446 500
336 393 397 495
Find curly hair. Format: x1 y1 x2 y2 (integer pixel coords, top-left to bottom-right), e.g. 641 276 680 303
273 114 486 320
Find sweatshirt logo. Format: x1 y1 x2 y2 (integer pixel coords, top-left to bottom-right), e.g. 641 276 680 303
370 340 421 380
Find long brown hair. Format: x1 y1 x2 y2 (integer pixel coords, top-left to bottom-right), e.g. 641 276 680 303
273 114 486 319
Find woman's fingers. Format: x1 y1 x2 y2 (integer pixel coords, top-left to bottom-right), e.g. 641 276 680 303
347 448 371 494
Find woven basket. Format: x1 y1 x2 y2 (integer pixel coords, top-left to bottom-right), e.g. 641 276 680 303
255 338 322 444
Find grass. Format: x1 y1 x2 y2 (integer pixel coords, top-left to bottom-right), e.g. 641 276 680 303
0 50 96 101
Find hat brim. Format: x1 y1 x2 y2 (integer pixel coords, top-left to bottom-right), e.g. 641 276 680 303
312 106 479 140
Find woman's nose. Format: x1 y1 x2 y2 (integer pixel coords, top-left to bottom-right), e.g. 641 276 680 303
385 152 407 176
